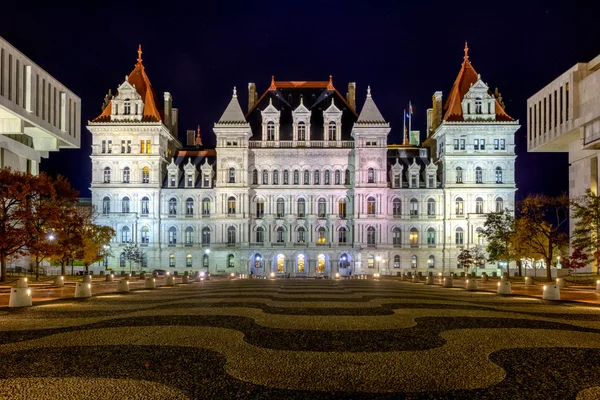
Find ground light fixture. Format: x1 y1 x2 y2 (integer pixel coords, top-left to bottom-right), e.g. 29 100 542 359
335 272 340 279
270 272 275 278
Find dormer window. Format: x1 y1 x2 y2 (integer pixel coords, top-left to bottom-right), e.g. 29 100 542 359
328 121 337 141
411 175 417 188
267 122 275 141
475 98 482 114
124 99 131 115
298 122 306 141
229 167 236 183
170 175 176 187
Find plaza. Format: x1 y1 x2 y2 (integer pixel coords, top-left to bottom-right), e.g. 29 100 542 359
2 276 600 398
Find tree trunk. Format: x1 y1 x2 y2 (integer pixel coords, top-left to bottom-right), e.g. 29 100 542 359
0 252 6 283
517 260 522 276
35 257 40 281
505 259 510 278
545 256 553 281
85 264 89 274
61 262 66 276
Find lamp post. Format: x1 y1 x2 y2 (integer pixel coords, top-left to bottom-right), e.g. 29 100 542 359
103 245 110 268
376 255 381 275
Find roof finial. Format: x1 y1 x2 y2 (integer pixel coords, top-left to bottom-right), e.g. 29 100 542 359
233 86 237 98
327 75 334 90
367 85 372 98
137 44 143 66
463 41 469 62
269 75 276 90
195 125 203 146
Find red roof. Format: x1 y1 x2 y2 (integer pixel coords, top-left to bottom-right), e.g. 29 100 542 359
92 46 162 123
443 44 514 122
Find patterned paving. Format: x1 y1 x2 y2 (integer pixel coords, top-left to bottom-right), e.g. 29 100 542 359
1 278 600 399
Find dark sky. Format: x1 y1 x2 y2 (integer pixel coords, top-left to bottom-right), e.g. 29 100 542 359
2 1 598 198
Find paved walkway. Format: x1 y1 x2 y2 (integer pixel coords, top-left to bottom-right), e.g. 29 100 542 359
2 278 600 398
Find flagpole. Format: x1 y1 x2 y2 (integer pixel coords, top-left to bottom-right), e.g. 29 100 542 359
409 101 412 138
403 109 408 145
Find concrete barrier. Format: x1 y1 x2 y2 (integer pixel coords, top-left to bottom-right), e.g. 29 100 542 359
74 276 92 298
165 276 175 286
425 276 434 285
54 276 65 287
556 278 567 288
525 276 533 286
497 281 512 295
181 275 190 284
412 275 419 283
443 277 453 288
465 277 477 291
145 277 156 289
9 278 32 308
105 274 114 282
139 272 146 280
117 280 130 293
596 280 600 291
542 284 560 300
481 273 488 283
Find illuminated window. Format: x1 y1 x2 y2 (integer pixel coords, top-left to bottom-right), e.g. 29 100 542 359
428 255 435 269
427 228 435 245
186 254 192 268
316 254 325 273
228 196 236 214
317 227 327 243
409 228 418 246
455 198 464 215
169 254 175 268
227 226 236 244
367 197 376 215
411 255 417 268
298 254 306 273
297 122 306 141
367 255 374 268
142 167 150 183
277 254 285 273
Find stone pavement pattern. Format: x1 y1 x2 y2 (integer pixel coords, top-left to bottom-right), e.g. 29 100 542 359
2 279 600 399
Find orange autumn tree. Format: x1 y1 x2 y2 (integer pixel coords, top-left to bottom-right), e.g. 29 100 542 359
0 168 32 282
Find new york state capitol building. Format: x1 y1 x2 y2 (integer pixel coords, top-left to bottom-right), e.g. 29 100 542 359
89 46 518 277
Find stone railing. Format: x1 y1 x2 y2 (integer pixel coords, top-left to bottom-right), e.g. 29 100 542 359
249 141 354 149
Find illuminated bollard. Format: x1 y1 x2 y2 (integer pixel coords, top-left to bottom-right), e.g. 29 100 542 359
335 272 340 279
497 281 512 295
270 272 276 280
556 278 567 288
139 272 146 280
481 273 488 283
75 276 92 298
181 275 190 284
412 275 419 283
116 279 130 293
525 276 533 286
465 277 478 291
165 275 175 286
229 272 236 280
145 277 156 289
596 280 600 291
54 276 65 287
542 284 560 300
443 276 453 288
501 273 509 282
152 271 158 278
9 278 32 308
425 276 434 285
105 273 113 282
401 274 407 281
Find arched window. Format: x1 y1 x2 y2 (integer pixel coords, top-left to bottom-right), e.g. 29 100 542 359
317 226 327 243
256 227 264 243
427 228 435 245
314 170 320 185
427 198 436 216
103 167 111 183
169 254 175 268
297 121 306 141
338 227 347 243
229 167 236 183
252 169 258 185
303 170 310 185
186 254 192 268
410 198 419 216
102 196 110 214
455 227 464 245
262 170 269 185
141 226 150 244
186 198 194 215
272 170 279 185
344 169 350 185
318 198 327 218
228 254 235 268
334 170 341 185
409 228 419 246
203 254 209 268
367 168 374 183
392 198 401 216
367 196 376 215
324 170 330 185
227 226 236 244
142 166 150 183
495 197 504 213
123 167 130 183
316 254 325 273
168 226 177 244
121 226 130 243
254 254 263 269
428 255 435 269
455 197 464 215
283 170 289 185
228 196 236 214
169 198 177 215
202 227 211 245
367 226 376 245
411 255 417 268
267 121 275 141
475 167 483 183
122 196 130 213
475 197 484 214
340 254 350 269
392 227 401 246
185 226 193 244
476 227 484 245
456 167 463 183
328 121 337 141
295 254 305 273
367 254 374 268
276 198 285 218
338 199 347 218
289 169 297 185
393 255 400 268
276 226 285 243
297 198 306 217
202 198 211 216
141 196 149 215
256 198 264 218
495 167 503 183
277 254 285 273
297 226 306 243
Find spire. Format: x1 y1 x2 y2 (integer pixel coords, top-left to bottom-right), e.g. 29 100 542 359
357 87 387 124
268 75 276 90
463 41 469 63
217 87 247 124
136 44 143 67
195 125 203 146
233 86 237 98
327 75 334 90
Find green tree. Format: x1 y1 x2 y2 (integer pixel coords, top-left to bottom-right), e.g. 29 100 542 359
571 189 600 271
483 209 515 276
122 242 143 272
457 248 475 275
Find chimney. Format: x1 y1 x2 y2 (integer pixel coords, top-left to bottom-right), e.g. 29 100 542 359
186 130 195 146
248 83 256 112
431 91 443 132
164 92 173 130
346 82 356 111
171 108 179 136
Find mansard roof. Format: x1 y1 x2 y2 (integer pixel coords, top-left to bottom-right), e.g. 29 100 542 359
356 87 387 124
387 147 441 188
443 43 514 122
93 46 162 123
217 88 248 125
162 151 216 189
246 76 358 141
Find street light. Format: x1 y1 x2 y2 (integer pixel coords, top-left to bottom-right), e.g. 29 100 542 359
376 255 381 275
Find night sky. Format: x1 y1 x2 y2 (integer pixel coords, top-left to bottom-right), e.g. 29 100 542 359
2 1 598 198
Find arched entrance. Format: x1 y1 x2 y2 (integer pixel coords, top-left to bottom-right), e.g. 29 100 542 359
339 253 352 277
250 253 263 276
274 253 285 275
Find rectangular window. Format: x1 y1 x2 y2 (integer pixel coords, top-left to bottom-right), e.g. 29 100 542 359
494 139 499 150
533 104 537 138
560 86 563 124
127 140 131 153
187 174 193 187
474 139 479 150
453 139 459 150
543 97 547 133
460 139 465 150
456 231 464 245
140 140 145 153
554 89 558 128
500 139 505 150
428 175 434 188
121 140 126 153
101 140 106 154
393 174 400 188
566 82 569 121
411 175 417 188
170 175 176 187
107 140 112 153
480 139 485 150
203 174 209 187
528 107 532 141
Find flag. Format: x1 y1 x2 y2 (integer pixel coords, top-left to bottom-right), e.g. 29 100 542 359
406 112 412 119
409 102 413 115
